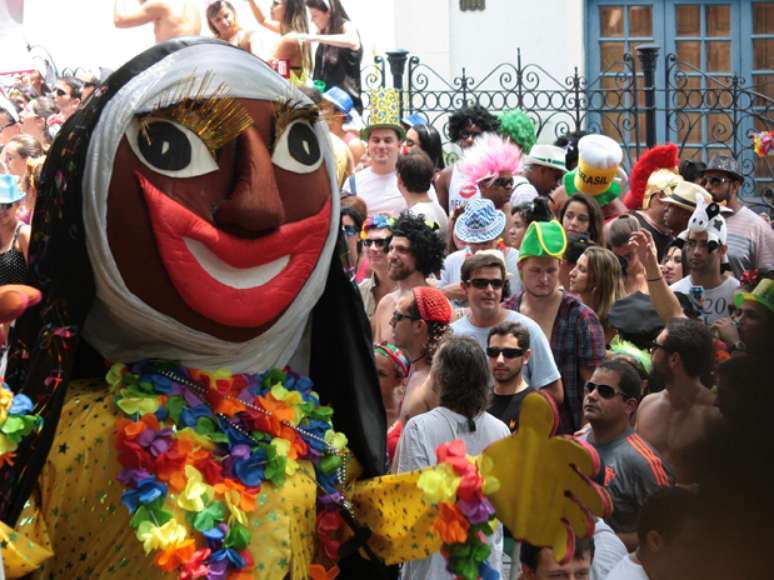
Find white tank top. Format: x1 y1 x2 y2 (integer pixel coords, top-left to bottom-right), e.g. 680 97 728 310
448 163 480 213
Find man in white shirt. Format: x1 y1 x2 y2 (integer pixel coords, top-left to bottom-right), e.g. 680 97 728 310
450 252 562 402
396 150 449 238
343 126 405 215
510 144 568 207
670 199 739 324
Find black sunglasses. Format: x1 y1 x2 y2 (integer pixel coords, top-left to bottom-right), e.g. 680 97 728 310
341 225 358 237
363 237 392 249
700 175 730 187
391 311 420 323
489 177 514 189
54 88 68 97
584 381 626 400
486 347 524 359
468 278 505 290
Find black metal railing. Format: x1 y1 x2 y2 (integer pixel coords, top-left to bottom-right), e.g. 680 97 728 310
361 47 773 208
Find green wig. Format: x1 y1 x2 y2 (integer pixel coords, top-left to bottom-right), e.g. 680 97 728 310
497 109 537 154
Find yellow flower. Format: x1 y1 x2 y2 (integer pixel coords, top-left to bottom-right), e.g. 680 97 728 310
106 363 127 391
177 465 213 512
223 488 247 526
417 462 461 504
271 437 291 457
136 519 188 554
115 391 160 416
0 388 13 424
324 429 348 451
285 458 299 476
476 454 500 495
0 433 17 455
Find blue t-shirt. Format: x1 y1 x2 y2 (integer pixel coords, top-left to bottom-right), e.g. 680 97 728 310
451 310 561 389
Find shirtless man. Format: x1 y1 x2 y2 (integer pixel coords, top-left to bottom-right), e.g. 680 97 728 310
114 0 201 43
371 212 446 343
636 318 722 484
390 287 452 425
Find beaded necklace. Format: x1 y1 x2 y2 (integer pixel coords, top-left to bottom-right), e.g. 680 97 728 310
111 360 351 578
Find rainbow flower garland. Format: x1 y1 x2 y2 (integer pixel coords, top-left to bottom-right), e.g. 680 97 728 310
111 360 350 578
417 440 501 580
0 379 43 467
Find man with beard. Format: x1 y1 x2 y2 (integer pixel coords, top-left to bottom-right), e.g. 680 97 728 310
582 359 673 550
636 318 721 484
661 181 713 236
391 286 453 425
699 155 774 279
372 212 445 343
486 321 535 433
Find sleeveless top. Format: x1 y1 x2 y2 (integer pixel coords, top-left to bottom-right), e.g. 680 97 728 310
0 223 27 285
448 163 480 213
313 28 363 112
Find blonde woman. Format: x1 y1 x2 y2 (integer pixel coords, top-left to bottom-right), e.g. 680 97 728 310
569 246 626 343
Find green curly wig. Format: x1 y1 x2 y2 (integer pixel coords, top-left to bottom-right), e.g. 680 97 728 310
497 109 537 154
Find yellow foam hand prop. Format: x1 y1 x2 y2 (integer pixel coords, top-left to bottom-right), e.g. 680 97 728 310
483 392 612 562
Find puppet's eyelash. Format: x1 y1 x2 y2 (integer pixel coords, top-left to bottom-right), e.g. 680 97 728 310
273 99 320 145
140 72 253 153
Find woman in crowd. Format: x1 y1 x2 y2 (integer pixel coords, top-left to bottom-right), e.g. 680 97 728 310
608 214 649 295
358 214 397 318
245 0 312 84
206 1 263 54
340 205 364 281
0 175 31 285
403 123 446 173
2 134 45 224
374 342 409 431
321 86 365 165
20 97 56 150
304 0 363 112
508 197 553 249
569 246 626 342
558 232 594 291
660 242 684 286
559 192 605 247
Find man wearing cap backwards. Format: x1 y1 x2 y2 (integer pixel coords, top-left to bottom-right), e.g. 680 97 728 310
581 359 673 551
711 277 774 358
342 89 406 215
439 198 520 303
434 105 501 213
452 252 563 403
371 212 446 343
670 198 740 325
510 145 568 207
505 220 607 434
637 319 721 484
661 181 713 236
549 134 629 220
699 155 774 279
113 0 201 43
391 286 453 425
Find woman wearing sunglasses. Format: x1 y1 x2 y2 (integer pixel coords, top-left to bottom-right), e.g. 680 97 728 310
357 214 397 318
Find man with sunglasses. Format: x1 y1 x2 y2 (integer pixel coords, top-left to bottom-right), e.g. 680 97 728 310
636 319 721 485
486 321 534 433
581 359 673 550
357 214 397 319
451 252 562 403
699 156 774 279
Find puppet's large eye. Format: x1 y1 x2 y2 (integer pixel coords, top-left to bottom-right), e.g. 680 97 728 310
126 118 218 178
271 120 323 174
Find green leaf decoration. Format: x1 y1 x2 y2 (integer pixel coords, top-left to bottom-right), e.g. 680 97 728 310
192 501 227 532
224 523 251 551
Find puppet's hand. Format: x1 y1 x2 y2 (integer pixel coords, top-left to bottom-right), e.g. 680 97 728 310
483 392 612 562
0 285 41 324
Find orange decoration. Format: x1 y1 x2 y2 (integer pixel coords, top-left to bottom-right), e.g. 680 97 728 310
433 503 469 545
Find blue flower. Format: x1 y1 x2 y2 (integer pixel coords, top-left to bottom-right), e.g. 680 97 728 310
120 477 167 513
302 420 331 452
479 560 499 580
203 526 226 541
211 548 246 569
9 394 33 416
217 418 255 448
232 448 266 487
179 404 213 428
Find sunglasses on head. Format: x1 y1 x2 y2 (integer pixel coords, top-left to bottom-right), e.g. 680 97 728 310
54 88 68 97
584 381 627 400
363 237 392 249
486 347 524 359
468 277 505 290
391 311 419 323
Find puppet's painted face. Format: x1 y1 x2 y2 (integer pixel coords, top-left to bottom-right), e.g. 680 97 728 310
106 98 332 342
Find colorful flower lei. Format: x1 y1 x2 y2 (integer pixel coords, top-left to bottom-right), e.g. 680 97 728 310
417 439 501 580
0 379 43 467
111 361 350 578
753 130 774 158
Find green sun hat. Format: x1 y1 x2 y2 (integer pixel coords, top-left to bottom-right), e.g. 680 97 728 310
734 279 774 314
518 220 568 262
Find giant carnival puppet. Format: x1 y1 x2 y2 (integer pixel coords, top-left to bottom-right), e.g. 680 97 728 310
0 39 610 579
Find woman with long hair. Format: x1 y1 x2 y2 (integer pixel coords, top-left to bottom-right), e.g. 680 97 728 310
245 0 312 84
206 1 261 54
559 192 605 247
403 123 446 172
660 242 684 286
303 0 363 112
2 134 45 224
569 246 626 341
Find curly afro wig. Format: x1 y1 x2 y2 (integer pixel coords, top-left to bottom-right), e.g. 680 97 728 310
391 211 446 277
497 109 536 153
449 104 500 143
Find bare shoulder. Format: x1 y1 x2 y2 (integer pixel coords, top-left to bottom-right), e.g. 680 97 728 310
639 390 667 411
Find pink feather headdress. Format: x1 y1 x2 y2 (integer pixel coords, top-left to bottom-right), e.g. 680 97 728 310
460 133 523 188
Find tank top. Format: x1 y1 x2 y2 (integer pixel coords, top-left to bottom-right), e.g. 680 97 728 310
0 223 27 285
448 163 480 213
313 28 363 112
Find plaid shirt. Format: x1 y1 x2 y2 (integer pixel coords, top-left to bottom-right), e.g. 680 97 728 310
504 291 606 433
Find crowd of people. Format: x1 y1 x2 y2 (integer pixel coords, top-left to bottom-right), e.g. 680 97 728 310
1 3 773 577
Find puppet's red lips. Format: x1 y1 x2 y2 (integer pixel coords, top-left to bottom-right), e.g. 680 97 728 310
137 172 331 328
